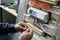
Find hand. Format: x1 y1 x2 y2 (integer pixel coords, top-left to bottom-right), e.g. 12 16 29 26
15 22 27 32
19 29 33 40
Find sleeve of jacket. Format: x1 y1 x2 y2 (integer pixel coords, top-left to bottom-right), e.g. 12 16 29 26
0 23 17 34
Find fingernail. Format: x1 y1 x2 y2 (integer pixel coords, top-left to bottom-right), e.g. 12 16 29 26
24 28 27 30
26 28 30 32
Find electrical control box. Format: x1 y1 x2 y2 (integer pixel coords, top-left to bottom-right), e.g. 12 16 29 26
23 6 60 36
22 0 60 37
27 7 49 23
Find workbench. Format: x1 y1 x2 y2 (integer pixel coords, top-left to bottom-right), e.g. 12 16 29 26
0 5 17 17
0 5 17 23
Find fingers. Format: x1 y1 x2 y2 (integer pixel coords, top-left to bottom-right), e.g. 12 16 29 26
25 28 33 34
19 22 28 28
17 22 28 31
29 29 33 34
17 22 33 33
19 26 27 32
20 26 27 30
26 28 30 32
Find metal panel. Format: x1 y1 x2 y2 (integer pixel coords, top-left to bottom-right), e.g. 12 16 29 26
16 0 29 23
0 7 3 22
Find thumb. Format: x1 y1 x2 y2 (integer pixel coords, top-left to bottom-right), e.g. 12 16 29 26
25 28 30 32
21 27 27 30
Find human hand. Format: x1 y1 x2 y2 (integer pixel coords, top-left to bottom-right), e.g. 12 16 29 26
19 28 33 40
15 22 27 32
